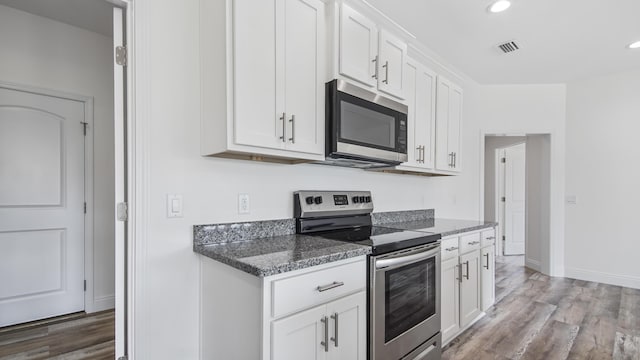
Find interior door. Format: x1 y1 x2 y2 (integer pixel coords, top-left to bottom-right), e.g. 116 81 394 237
0 85 85 327
339 4 378 87
282 0 325 155
113 6 128 359
504 143 526 255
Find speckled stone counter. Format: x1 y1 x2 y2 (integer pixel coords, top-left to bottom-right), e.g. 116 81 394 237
193 234 370 277
379 218 497 237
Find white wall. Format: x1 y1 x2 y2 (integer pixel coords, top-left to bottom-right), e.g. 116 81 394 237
524 135 551 272
565 70 640 289
0 5 115 311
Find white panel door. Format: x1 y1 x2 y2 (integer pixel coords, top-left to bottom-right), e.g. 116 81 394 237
414 64 437 169
441 256 460 344
504 143 526 255
339 4 378 87
459 250 481 328
377 30 406 99
0 86 85 327
282 0 325 155
480 246 495 311
233 0 283 150
272 304 327 360
326 291 366 360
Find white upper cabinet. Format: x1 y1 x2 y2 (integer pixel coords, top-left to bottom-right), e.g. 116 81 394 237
337 4 406 100
377 30 407 99
200 0 326 162
279 0 326 154
435 75 463 172
339 4 378 88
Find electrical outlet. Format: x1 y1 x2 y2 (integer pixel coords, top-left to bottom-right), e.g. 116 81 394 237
566 195 577 205
238 193 250 214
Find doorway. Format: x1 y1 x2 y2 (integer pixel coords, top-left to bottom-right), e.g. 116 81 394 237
0 1 128 357
483 134 551 273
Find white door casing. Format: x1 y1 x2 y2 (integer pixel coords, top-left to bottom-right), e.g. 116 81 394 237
504 143 526 255
0 86 86 327
113 5 127 359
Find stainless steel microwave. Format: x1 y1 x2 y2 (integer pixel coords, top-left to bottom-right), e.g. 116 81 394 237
325 79 408 168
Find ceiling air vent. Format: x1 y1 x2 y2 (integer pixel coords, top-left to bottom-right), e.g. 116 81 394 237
496 40 520 54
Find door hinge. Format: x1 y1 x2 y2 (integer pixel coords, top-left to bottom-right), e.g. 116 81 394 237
117 202 128 221
81 121 88 135
501 157 506 163
84 280 87 291
115 46 127 66
84 202 87 213
501 197 506 202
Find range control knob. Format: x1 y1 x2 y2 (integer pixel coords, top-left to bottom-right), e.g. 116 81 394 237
359 196 366 203
365 196 371 203
305 196 314 205
314 196 323 205
352 196 359 203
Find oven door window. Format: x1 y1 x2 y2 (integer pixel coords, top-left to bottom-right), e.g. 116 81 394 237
339 98 397 151
384 258 436 343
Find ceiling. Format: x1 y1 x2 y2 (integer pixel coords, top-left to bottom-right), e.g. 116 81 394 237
0 0 113 37
366 0 640 84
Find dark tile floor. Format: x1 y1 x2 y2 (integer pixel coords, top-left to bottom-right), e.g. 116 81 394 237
443 256 640 360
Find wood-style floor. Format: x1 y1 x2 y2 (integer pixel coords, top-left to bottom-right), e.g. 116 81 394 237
0 310 114 360
443 255 640 360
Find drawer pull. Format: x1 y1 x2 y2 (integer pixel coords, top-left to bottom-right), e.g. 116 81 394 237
317 281 344 292
485 236 495 240
330 313 339 347
445 246 458 252
468 241 480 245
320 316 329 352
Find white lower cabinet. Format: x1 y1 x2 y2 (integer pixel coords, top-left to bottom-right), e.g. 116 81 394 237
273 291 366 360
440 227 496 345
200 256 367 360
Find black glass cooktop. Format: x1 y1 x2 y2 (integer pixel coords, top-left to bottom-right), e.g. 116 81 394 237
314 225 440 255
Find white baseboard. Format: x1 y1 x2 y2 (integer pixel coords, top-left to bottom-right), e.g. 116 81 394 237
565 266 640 290
87 295 116 313
525 258 541 271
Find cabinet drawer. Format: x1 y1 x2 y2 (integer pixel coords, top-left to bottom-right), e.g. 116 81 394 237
271 259 366 318
459 233 481 254
481 228 496 247
440 237 459 261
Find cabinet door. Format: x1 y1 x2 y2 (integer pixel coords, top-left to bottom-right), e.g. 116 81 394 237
459 250 481 328
441 257 461 345
448 83 463 172
414 64 437 168
339 4 378 87
435 76 463 172
326 292 366 360
233 0 283 150
403 60 420 166
480 246 495 311
272 304 327 360
378 30 407 99
281 0 325 155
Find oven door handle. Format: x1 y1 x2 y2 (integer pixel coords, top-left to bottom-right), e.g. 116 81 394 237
375 245 440 270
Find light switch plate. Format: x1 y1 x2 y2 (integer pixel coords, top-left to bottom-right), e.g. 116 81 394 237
167 194 183 218
566 195 577 205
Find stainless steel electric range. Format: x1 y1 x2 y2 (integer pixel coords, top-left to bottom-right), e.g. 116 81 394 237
294 191 442 360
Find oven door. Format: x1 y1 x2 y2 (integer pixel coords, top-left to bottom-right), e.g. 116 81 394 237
371 243 441 360
326 80 408 164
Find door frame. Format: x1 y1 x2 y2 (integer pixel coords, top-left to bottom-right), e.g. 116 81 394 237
479 130 562 277
0 80 97 313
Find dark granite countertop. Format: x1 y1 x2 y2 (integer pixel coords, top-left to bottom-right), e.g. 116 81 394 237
193 233 371 277
379 218 497 237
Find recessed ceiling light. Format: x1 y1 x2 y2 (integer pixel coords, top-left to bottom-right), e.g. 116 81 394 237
629 41 640 49
489 0 511 13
